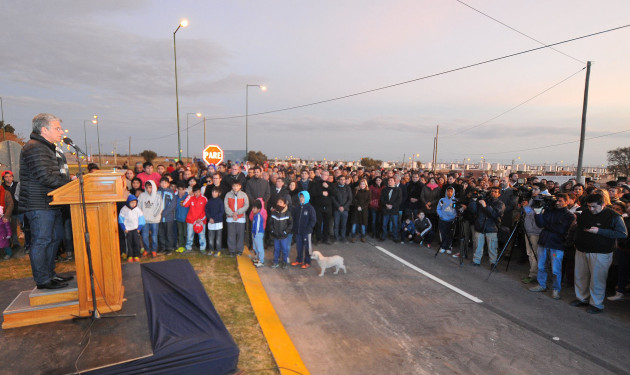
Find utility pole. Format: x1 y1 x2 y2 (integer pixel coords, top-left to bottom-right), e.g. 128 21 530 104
432 125 439 172
112 141 117 167
576 61 591 184
128 136 131 167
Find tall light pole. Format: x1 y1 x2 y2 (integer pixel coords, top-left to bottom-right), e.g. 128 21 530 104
93 115 102 166
173 19 188 161
83 120 91 158
245 84 267 160
1 96 5 141
186 112 202 161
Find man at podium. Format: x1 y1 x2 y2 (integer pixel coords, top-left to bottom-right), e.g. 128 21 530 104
19 113 72 290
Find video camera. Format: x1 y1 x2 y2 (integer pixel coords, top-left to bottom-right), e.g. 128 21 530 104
531 195 557 210
516 186 533 202
470 188 488 201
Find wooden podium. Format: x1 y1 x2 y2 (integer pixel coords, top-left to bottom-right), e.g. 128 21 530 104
2 171 128 328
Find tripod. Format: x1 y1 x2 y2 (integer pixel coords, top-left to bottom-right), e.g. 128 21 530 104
434 214 469 265
487 211 536 280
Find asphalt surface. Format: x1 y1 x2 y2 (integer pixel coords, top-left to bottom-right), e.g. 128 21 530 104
257 238 630 375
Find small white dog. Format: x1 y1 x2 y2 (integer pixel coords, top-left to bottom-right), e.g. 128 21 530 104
311 250 347 277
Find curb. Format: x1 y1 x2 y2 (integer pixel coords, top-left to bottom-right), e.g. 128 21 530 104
237 249 310 375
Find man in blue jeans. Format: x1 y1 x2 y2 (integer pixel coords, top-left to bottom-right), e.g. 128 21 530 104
19 114 72 289
529 193 575 300
380 177 402 242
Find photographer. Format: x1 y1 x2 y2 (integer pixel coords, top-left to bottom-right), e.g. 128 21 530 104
529 193 575 300
436 186 457 254
519 184 544 284
468 186 505 268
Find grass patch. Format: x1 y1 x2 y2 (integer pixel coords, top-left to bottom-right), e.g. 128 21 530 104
0 251 278 374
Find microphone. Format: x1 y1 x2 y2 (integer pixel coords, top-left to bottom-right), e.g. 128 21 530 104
62 137 76 147
63 137 85 155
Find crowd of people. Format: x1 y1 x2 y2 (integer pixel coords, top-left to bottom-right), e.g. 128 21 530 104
10 114 630 314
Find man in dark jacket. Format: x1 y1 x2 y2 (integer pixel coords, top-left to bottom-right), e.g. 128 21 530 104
468 187 505 267
570 193 628 313
224 163 247 191
19 113 71 289
310 170 335 244
245 165 270 204
405 172 423 218
529 193 575 299
380 176 402 242
332 175 352 243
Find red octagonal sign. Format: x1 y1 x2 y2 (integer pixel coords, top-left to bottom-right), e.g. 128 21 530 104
203 144 224 166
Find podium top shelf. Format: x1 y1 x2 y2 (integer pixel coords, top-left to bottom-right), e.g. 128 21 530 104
48 171 128 205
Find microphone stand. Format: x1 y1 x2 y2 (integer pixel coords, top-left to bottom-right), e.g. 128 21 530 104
67 143 135 328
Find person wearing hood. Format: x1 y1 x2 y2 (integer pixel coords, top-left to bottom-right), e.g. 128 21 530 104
118 195 145 262
437 186 457 255
291 191 316 268
138 180 163 257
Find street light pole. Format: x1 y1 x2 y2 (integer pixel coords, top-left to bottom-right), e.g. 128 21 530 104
83 120 90 158
186 112 202 161
173 19 188 161
93 115 102 166
245 84 266 161
1 96 5 141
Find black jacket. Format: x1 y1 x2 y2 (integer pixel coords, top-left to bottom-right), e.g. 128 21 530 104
380 186 402 215
535 207 575 250
19 133 70 212
332 184 352 211
269 207 292 239
468 198 505 233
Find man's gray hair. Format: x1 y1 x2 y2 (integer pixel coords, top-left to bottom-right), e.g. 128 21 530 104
32 113 62 135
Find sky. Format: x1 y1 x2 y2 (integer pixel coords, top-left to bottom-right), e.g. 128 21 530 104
1 0 629 166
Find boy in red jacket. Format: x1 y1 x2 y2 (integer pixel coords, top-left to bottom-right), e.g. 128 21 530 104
182 184 208 253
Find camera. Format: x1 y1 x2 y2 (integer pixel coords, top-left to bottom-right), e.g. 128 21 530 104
470 188 488 201
516 186 533 202
531 195 557 210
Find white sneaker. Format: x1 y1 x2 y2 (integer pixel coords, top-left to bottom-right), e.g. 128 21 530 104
439 249 446 253
607 292 624 301
446 249 452 255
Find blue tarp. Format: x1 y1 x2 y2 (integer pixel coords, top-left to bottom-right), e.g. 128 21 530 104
87 259 239 375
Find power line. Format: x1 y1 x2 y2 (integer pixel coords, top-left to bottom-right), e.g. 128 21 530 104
142 24 630 141
442 66 586 137
446 128 630 156
454 0 586 64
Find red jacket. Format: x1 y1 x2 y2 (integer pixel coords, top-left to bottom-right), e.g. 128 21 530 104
182 194 207 224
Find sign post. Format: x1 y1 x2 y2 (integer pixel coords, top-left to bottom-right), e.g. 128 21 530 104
203 144 224 166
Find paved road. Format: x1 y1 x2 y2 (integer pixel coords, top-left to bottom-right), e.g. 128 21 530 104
257 239 630 375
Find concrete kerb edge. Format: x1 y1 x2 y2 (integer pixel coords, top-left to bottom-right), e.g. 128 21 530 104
237 248 310 375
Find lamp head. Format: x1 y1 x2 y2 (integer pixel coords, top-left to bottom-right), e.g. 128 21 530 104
196 112 202 117
180 19 189 27
260 85 267 92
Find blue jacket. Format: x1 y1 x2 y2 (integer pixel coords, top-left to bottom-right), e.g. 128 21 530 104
252 212 265 236
292 191 316 235
158 187 177 222
205 196 225 224
175 192 189 222
535 207 575 250
437 190 457 222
